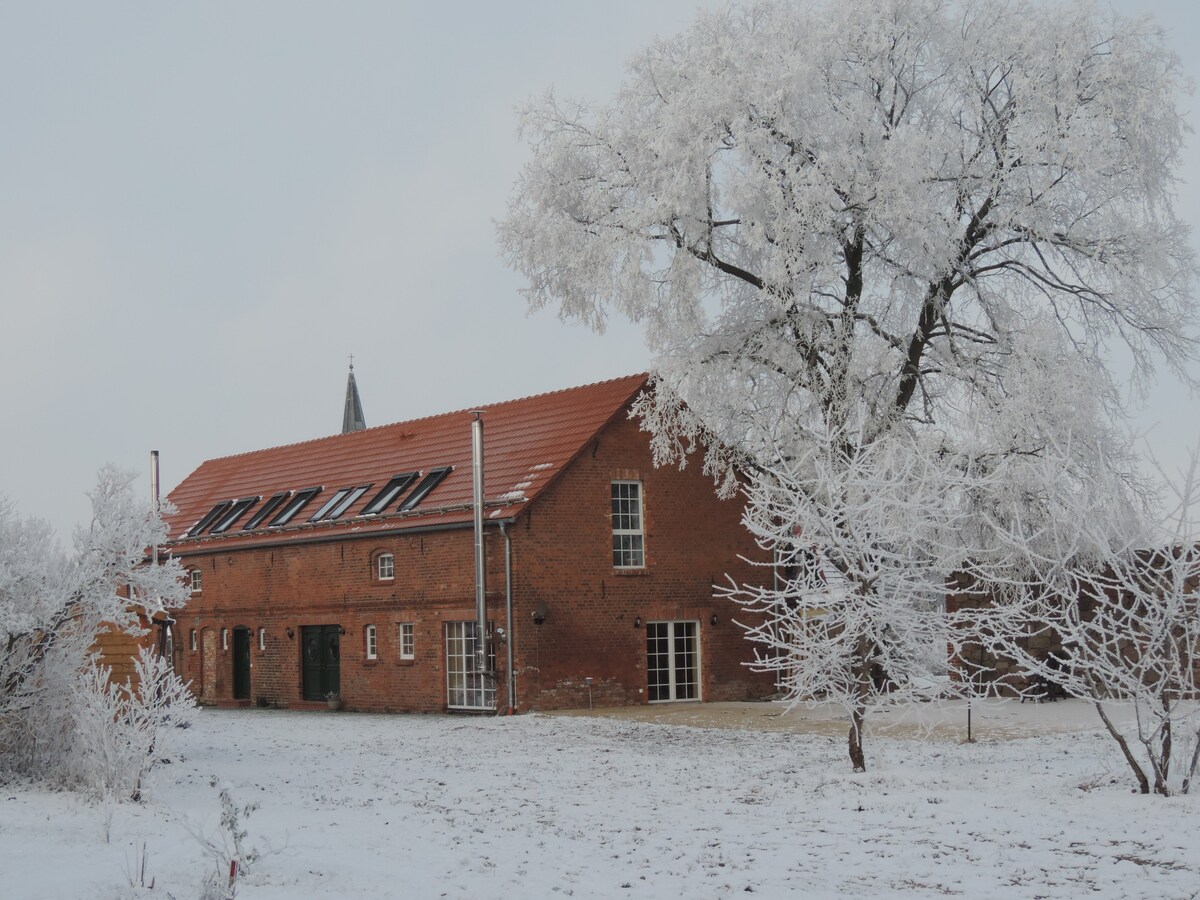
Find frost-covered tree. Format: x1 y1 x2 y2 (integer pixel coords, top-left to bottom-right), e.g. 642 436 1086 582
965 456 1200 795
500 0 1197 770
0 465 192 795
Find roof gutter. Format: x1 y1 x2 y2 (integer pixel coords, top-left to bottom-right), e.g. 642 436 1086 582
158 516 518 560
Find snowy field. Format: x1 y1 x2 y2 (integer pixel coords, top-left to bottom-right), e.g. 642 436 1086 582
3 702 1199 899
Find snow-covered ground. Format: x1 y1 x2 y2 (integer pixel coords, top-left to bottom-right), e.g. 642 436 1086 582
3 701 1198 899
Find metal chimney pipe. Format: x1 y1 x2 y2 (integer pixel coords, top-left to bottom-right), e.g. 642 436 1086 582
470 412 489 675
150 450 160 569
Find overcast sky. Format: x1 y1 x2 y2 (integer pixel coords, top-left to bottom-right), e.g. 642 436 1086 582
1 1 1197 542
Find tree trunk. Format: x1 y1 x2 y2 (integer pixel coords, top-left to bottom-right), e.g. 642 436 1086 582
1156 695 1172 796
848 704 866 773
1095 702 1149 794
848 636 871 772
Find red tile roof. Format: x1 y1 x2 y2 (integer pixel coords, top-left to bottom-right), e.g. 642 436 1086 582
164 374 649 554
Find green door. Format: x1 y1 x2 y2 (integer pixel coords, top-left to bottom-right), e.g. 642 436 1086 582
232 627 251 700
301 625 340 700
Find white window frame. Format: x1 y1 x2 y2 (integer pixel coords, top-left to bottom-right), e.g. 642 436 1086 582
365 624 377 660
445 621 495 710
611 480 645 568
190 569 203 593
377 552 395 581
646 620 701 702
221 628 229 651
399 622 414 660
190 629 197 652
258 627 266 651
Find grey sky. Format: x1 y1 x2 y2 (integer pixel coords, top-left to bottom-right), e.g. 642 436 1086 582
1 1 1196 541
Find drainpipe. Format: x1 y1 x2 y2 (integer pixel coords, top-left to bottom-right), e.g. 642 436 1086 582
470 411 490 675
150 450 169 660
500 520 515 713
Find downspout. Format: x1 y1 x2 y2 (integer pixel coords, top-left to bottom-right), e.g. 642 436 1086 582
470 412 490 677
500 521 515 713
150 450 170 660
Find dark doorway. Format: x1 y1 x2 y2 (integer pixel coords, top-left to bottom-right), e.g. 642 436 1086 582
301 625 341 701
232 626 251 700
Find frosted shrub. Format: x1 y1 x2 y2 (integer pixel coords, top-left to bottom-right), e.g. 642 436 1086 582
70 648 195 800
0 466 190 795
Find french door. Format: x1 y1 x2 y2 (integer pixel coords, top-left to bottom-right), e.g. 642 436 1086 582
445 621 495 710
646 620 700 702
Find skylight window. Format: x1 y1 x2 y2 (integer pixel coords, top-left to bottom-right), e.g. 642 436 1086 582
309 485 371 522
362 473 418 515
399 466 452 511
268 487 322 527
243 492 291 530
188 501 233 537
327 485 369 519
309 488 351 522
209 496 260 534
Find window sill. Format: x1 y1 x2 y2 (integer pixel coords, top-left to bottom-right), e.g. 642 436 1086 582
397 658 415 667
613 567 649 576
363 659 379 667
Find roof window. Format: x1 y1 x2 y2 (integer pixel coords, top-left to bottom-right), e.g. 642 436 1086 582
309 485 370 523
399 467 452 510
210 496 260 534
362 473 418 515
187 501 233 537
243 492 291 530
269 487 322 527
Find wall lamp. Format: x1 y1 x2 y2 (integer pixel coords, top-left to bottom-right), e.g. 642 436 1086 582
711 614 719 627
286 627 295 640
633 616 642 629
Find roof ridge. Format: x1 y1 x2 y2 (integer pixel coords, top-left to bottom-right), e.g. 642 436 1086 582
193 373 650 465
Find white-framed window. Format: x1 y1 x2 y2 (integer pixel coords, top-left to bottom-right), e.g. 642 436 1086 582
221 628 229 651
258 627 266 651
445 621 495 709
365 624 377 660
190 629 197 652
399 622 414 660
611 481 645 568
190 569 203 593
377 552 394 581
646 620 700 702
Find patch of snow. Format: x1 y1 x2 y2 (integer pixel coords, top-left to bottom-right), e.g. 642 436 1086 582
3 703 1197 898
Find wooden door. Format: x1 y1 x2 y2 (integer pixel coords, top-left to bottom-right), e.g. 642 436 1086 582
232 627 251 700
301 625 340 700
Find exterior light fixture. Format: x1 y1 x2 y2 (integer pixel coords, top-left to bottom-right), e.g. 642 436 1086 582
286 627 295 640
633 616 642 629
711 614 719 626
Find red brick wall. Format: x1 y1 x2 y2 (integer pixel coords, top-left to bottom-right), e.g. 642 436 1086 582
506 414 774 709
171 412 775 712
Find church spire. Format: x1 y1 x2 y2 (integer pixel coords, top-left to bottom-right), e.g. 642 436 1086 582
342 357 366 434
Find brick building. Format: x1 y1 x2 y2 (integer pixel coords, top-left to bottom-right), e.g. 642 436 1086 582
162 374 775 712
